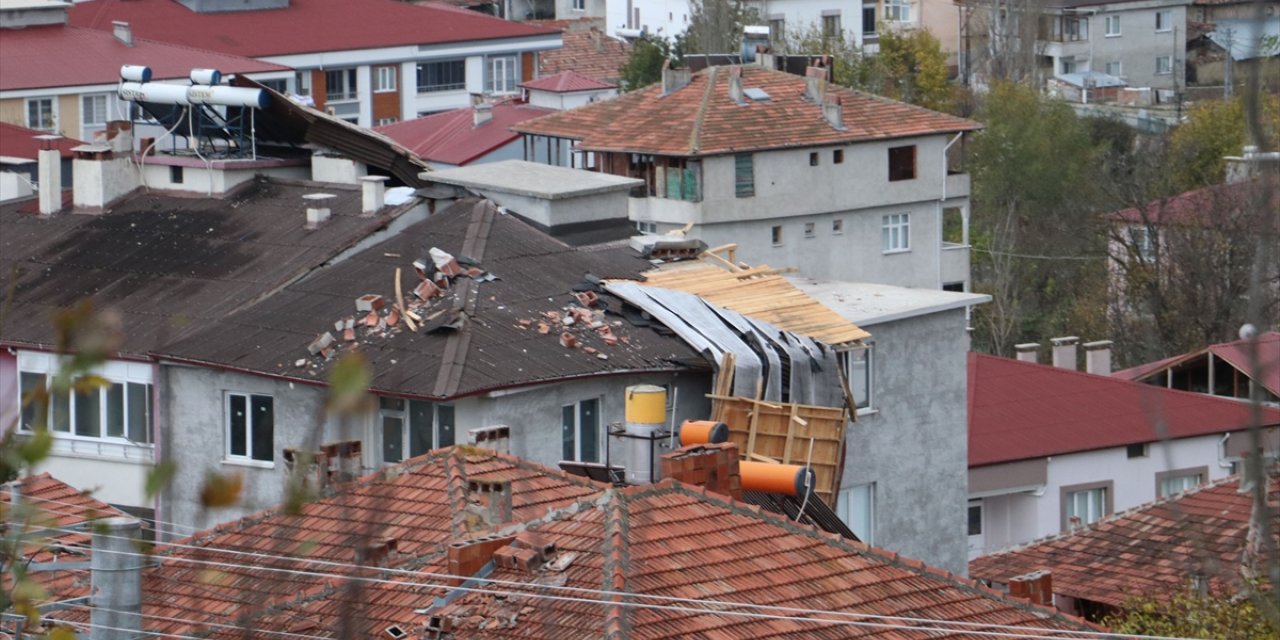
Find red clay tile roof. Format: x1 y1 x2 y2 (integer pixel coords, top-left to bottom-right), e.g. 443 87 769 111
970 474 1279 607
535 21 631 85
35 448 1097 638
1108 175 1280 229
374 101 554 166
0 122 85 160
1114 331 1280 398
515 65 982 156
0 25 288 92
968 353 1280 467
521 70 615 92
68 0 559 59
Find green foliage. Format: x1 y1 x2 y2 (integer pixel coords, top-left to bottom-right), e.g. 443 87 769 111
1104 586 1279 639
1169 94 1280 191
782 24 952 112
681 0 760 55
967 81 1108 354
620 35 674 91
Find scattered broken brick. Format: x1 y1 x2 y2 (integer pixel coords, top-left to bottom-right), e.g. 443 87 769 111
414 279 440 300
597 353 609 360
387 307 401 326
537 322 550 335
559 332 578 349
518 319 533 327
430 247 463 278
466 267 484 278
308 332 335 355
364 311 380 327
575 291 598 308
583 347 597 355
342 328 356 342
355 294 384 312
412 259 429 281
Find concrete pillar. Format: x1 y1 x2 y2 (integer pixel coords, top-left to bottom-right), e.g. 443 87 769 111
1014 343 1039 364
1050 337 1079 370
91 517 143 640
1084 340 1113 376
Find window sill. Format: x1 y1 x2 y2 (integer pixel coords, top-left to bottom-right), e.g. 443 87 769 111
223 458 276 469
1105 33 1121 38
882 248 911 255
856 407 878 417
418 88 467 94
374 89 398 94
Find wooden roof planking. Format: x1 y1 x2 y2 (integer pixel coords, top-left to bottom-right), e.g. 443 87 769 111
640 247 871 347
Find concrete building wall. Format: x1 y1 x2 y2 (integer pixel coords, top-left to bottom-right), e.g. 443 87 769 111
757 0 875 48
842 308 970 574
1043 2 1188 90
160 364 712 532
972 432 1232 556
554 0 608 20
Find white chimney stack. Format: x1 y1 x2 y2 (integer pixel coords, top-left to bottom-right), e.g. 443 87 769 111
303 193 336 228
728 66 744 104
1014 343 1039 364
90 517 143 640
1084 340 1113 375
112 20 132 47
822 94 845 130
473 102 493 127
35 134 63 215
360 175 389 215
1051 336 1079 370
661 61 692 95
804 66 826 103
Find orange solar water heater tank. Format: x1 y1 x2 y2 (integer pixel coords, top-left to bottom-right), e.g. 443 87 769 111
678 419 729 446
739 461 816 498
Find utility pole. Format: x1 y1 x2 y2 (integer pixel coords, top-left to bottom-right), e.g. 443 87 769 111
1224 27 1234 98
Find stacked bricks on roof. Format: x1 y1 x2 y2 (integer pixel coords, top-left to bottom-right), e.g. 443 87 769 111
660 443 742 500
446 535 517 586
1007 570 1053 606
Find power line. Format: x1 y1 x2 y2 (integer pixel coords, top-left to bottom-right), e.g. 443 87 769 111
54 603 335 640
31 523 1188 640
971 247 1105 261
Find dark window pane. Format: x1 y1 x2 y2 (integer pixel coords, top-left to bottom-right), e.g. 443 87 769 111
250 395 274 462
438 405 455 448
379 397 405 412
968 504 982 536
888 145 916 181
52 387 70 433
562 405 575 460
229 395 247 456
734 153 754 198
74 380 101 437
383 416 404 463
107 383 125 437
579 399 599 463
408 400 433 458
19 372 46 430
127 383 151 443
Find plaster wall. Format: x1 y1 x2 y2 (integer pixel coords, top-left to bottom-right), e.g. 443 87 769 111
1044 4 1188 90
841 308 970 574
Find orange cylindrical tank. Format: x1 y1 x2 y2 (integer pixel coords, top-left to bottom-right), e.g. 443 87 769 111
739 461 815 498
679 420 730 446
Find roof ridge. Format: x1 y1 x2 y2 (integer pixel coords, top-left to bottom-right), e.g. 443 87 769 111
687 66 717 155
444 449 469 539
601 488 630 640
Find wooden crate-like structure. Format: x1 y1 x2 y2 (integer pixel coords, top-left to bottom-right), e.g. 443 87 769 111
713 396 848 508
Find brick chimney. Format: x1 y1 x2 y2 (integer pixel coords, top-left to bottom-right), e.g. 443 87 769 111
303 193 336 228
360 175 388 215
822 94 845 131
1014 343 1039 364
466 479 512 527
445 534 516 586
661 61 692 95
1050 337 1079 370
660 442 742 500
72 128 138 212
35 134 62 215
472 102 493 128
1084 340 1113 375
1007 570 1053 607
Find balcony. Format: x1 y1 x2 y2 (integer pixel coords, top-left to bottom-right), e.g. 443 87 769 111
940 242 970 286
944 172 971 200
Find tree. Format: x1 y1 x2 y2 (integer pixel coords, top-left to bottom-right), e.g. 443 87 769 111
619 35 674 91
967 81 1108 355
682 0 760 55
1169 94 1280 192
1104 585 1279 640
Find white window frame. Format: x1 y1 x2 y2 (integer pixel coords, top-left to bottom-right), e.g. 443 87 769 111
838 344 874 413
832 218 844 235
26 97 57 132
225 391 275 466
635 220 658 234
562 398 601 463
1157 468 1205 498
487 56 519 95
822 13 842 38
81 93 111 128
1105 15 1121 37
1155 55 1172 75
325 68 358 102
1065 486 1107 529
375 117 398 126
1104 60 1123 77
376 397 456 465
1155 10 1172 32
881 213 911 253
885 0 911 23
1061 57 1077 75
374 66 397 93
837 482 875 544
17 353 154 448
572 0 585 11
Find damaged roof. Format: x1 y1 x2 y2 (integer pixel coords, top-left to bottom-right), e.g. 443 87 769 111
515 65 982 156
970 474 1279 608
34 448 1100 638
374 101 555 167
0 178 415 356
1114 330 1280 398
159 199 705 400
